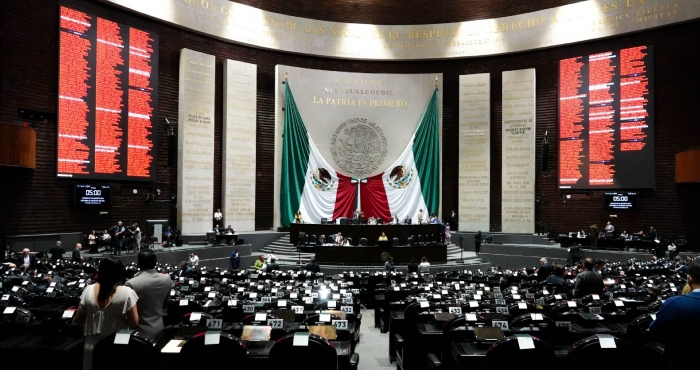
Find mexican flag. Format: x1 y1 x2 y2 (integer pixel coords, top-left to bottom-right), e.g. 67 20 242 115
280 83 439 226
361 89 440 223
280 82 355 226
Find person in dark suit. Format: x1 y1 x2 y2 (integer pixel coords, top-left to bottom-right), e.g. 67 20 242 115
573 258 604 298
50 241 65 262
450 210 458 231
177 261 192 278
304 257 321 273
230 249 240 270
537 258 554 281
650 259 700 370
407 257 419 273
18 248 38 270
2 245 15 263
72 243 84 263
125 249 172 341
475 231 483 254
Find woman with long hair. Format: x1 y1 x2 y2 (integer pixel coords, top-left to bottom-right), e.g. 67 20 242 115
75 257 139 370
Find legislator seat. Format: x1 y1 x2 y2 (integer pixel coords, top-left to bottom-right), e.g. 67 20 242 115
180 332 249 368
360 238 368 246
484 334 555 370
269 333 343 370
568 335 640 370
93 331 161 370
393 237 400 246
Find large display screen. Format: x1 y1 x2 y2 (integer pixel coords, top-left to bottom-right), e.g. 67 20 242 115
604 192 638 210
558 45 654 189
57 6 158 181
73 184 111 206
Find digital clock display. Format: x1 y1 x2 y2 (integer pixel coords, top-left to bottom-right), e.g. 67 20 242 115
74 184 110 206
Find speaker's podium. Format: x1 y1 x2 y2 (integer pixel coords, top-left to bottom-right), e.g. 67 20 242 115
146 219 169 244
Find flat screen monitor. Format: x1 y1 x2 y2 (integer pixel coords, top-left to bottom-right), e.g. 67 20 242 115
558 45 654 189
73 184 110 206
604 192 638 210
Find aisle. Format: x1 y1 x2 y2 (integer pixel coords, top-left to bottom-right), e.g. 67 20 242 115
356 309 394 370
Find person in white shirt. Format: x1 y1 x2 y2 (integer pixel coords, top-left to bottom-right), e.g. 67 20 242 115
334 232 343 244
418 257 430 273
132 223 141 251
213 208 223 228
417 209 424 224
391 215 399 225
266 253 277 264
577 230 587 238
188 252 199 267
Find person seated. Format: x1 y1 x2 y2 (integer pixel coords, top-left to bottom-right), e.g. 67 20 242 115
647 226 658 240
378 232 388 242
224 225 235 245
577 229 587 238
342 237 351 246
391 215 400 225
317 234 325 246
2 245 15 263
368 216 377 225
620 230 630 240
430 215 440 224
254 255 265 271
402 215 412 225
294 211 303 224
545 264 567 285
176 261 192 278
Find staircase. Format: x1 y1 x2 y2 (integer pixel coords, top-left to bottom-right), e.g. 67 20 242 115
259 234 480 265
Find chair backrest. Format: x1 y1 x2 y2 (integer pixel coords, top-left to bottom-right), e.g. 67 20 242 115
269 333 338 370
418 235 425 243
408 236 415 246
93 331 161 370
180 332 249 367
485 335 555 369
568 335 637 369
360 238 368 246
393 237 400 246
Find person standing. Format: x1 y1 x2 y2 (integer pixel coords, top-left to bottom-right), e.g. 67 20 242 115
88 230 97 252
214 208 223 228
304 257 321 273
75 258 138 370
417 209 424 224
132 223 141 251
604 221 614 236
407 257 418 273
475 231 483 254
125 250 171 342
230 249 240 270
50 241 65 262
294 211 303 224
445 223 452 244
114 221 126 256
418 257 430 273
573 258 604 298
384 256 395 272
72 243 84 263
650 260 700 370
450 210 458 231
188 252 199 267
334 232 343 245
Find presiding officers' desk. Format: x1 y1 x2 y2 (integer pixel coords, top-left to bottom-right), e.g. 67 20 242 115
315 245 447 264
290 223 442 246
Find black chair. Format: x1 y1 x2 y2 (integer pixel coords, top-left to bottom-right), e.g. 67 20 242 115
408 236 416 246
327 235 335 244
309 235 316 245
675 235 688 250
484 334 555 369
93 331 161 370
180 332 249 368
269 333 349 370
568 334 640 370
360 238 368 246
393 237 400 246
418 235 426 244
